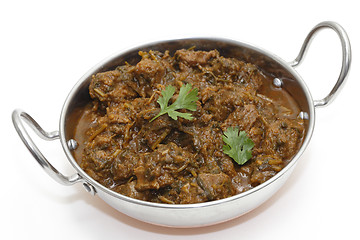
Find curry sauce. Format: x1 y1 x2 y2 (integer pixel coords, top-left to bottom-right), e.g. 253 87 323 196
72 49 305 204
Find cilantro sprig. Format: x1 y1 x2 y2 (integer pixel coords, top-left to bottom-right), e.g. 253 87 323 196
150 83 198 122
222 127 255 165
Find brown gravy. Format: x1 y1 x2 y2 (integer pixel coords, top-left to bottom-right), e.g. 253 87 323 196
71 49 305 204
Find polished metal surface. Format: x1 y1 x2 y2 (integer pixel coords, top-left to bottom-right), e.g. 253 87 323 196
12 21 352 227
290 21 351 108
67 139 78 150
12 109 82 186
82 182 97 196
59 38 316 227
273 78 283 88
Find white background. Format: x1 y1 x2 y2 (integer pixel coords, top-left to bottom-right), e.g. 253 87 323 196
1 1 359 239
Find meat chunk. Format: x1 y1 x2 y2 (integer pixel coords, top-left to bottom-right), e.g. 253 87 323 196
197 173 236 200
175 49 219 66
110 150 139 181
202 87 244 121
89 69 138 102
134 143 194 191
135 58 165 83
223 104 260 131
264 119 304 159
179 182 207 204
113 181 149 201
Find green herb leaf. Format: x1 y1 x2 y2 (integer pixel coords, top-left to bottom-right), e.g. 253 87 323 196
222 127 255 165
150 83 198 122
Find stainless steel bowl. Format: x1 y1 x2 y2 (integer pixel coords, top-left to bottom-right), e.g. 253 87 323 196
12 21 351 227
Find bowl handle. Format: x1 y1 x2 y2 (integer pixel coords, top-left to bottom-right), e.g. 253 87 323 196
12 109 82 186
289 21 351 108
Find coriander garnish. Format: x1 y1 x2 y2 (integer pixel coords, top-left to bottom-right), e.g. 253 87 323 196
150 83 198 122
222 127 254 165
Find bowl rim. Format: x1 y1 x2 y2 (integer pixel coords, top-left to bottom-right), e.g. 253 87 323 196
59 37 315 209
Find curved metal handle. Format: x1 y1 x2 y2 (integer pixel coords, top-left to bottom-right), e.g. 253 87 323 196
12 109 82 186
290 21 351 108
